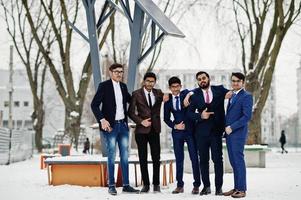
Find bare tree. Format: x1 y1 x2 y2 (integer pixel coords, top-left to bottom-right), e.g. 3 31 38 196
20 0 114 149
1 0 55 152
232 0 301 144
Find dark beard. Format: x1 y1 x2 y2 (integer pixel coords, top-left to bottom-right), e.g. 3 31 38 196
199 80 210 89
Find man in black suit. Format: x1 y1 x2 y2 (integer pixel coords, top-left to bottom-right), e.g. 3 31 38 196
187 71 231 196
91 63 139 195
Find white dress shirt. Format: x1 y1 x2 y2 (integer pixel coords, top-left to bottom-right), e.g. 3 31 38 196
172 94 181 110
112 79 125 120
143 87 155 107
202 87 213 103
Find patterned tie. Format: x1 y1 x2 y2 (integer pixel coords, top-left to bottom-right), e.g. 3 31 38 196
175 96 180 111
205 90 210 104
148 92 152 108
230 93 237 104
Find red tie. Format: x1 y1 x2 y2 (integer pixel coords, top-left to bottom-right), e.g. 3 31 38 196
205 91 210 104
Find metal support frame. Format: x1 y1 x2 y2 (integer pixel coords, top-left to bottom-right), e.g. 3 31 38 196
127 4 145 93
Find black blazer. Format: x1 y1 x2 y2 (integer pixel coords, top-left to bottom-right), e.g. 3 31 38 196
90 79 131 131
188 85 228 137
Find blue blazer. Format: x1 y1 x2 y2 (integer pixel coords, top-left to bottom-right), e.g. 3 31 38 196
90 79 131 131
225 89 253 139
188 85 228 137
164 89 194 134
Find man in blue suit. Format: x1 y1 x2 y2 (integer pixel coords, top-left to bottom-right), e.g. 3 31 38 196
163 76 201 195
187 71 231 196
223 72 253 198
91 63 139 195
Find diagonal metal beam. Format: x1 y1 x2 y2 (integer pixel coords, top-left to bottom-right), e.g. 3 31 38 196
67 21 89 43
96 8 116 29
138 32 165 64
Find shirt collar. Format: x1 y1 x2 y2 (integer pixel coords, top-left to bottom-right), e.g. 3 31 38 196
172 93 180 99
201 86 211 94
233 88 244 95
143 87 153 95
111 79 120 86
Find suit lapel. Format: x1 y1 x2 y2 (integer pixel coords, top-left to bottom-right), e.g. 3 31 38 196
227 89 245 111
109 80 116 107
195 88 205 106
140 88 149 107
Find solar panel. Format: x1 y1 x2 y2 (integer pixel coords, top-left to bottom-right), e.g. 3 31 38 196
134 0 185 38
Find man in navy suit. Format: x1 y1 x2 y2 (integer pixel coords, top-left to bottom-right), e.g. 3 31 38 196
91 63 139 195
223 72 253 198
163 77 201 194
187 71 231 196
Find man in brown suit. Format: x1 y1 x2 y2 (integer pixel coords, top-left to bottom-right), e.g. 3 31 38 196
128 72 164 193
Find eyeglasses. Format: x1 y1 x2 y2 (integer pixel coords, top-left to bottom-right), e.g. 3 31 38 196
231 79 242 83
197 77 208 81
170 85 181 89
145 80 155 84
112 70 124 74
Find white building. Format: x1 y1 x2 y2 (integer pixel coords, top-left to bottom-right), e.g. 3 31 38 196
296 66 301 146
0 69 65 137
0 69 33 129
261 75 278 146
154 68 277 148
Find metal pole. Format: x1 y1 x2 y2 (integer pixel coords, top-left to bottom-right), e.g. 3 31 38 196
7 45 14 165
127 4 145 93
82 0 107 156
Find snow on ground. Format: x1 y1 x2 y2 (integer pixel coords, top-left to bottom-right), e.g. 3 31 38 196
0 148 300 200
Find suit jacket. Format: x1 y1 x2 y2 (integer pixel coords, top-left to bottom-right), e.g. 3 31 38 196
128 87 164 134
225 89 253 139
164 89 194 135
90 79 131 131
188 85 228 137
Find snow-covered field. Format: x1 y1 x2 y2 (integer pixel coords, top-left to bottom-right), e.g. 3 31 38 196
0 148 300 200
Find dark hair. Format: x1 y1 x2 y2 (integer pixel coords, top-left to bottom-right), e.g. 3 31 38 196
168 76 181 86
195 71 210 79
231 72 245 82
109 63 123 71
143 72 157 81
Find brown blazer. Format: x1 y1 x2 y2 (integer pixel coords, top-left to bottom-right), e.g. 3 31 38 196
128 87 164 134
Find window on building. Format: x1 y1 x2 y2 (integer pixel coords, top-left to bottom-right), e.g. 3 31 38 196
2 120 8 128
24 101 29 107
4 101 9 107
24 120 33 129
16 120 22 129
14 101 20 107
221 75 226 81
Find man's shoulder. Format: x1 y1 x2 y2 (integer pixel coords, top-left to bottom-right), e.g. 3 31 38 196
132 88 143 96
212 85 225 90
153 88 163 93
99 79 111 86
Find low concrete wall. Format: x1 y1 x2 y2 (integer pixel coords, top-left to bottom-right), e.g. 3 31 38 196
184 143 270 174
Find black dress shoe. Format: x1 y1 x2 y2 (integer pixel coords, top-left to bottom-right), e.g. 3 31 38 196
123 185 140 193
108 186 117 195
215 188 223 196
200 187 211 195
153 185 161 193
140 185 150 193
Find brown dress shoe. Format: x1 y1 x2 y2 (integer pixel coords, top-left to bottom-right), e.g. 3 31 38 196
231 191 246 198
191 187 199 195
223 189 237 196
172 187 184 194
